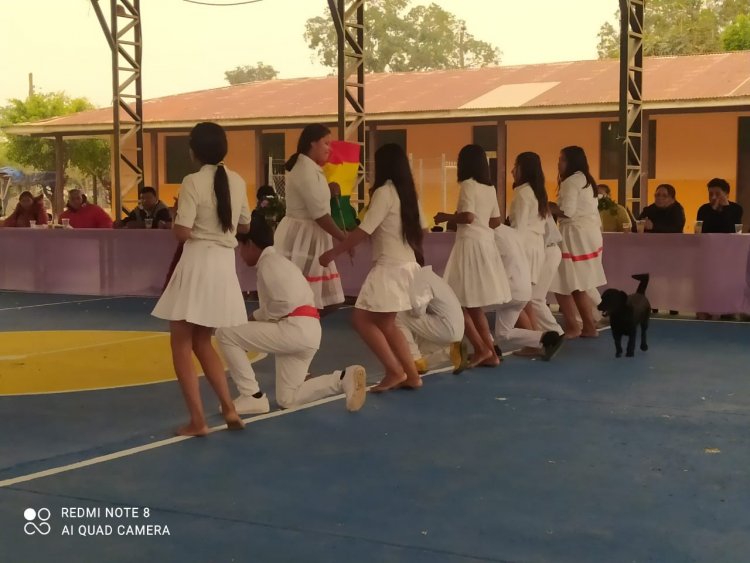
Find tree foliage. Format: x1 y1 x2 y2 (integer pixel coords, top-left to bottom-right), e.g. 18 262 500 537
722 14 750 50
224 62 279 85
304 0 500 72
0 92 110 181
596 0 750 59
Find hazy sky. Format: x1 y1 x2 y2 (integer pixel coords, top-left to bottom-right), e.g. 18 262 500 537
0 0 617 107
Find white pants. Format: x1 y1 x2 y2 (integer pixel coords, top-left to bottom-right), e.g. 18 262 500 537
216 317 342 409
494 299 544 351
529 245 564 335
396 313 462 368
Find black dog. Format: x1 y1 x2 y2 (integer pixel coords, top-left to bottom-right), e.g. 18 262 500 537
598 274 651 358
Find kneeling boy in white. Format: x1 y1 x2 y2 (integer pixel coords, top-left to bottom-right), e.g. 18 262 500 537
493 224 564 360
396 265 467 374
216 213 366 414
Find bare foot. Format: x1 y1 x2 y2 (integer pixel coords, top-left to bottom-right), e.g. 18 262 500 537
468 350 492 369
370 373 407 393
398 376 423 390
222 410 245 431
480 352 502 367
175 423 209 437
564 331 581 340
580 330 599 338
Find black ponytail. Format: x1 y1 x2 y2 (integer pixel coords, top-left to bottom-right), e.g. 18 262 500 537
285 123 331 171
189 122 233 232
214 164 232 232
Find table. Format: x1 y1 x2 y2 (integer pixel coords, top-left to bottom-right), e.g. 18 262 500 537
1 229 749 314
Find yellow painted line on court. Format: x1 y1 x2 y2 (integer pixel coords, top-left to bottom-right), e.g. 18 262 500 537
0 331 262 396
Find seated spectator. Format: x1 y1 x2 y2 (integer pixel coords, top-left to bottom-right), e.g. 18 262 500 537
1 191 48 227
639 184 686 233
597 184 631 232
60 189 113 229
697 178 743 233
120 187 171 229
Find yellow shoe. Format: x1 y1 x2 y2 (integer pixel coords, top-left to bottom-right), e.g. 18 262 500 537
415 358 428 375
450 342 469 375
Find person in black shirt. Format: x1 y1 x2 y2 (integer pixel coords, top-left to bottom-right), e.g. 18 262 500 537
696 178 743 233
639 183 686 233
121 187 172 229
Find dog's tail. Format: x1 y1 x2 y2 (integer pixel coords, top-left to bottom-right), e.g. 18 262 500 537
632 273 650 295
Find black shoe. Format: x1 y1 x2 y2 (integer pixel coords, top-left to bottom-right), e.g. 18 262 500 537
541 331 564 361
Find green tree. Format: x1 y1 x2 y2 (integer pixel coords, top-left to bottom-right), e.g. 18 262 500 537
0 92 110 183
224 62 279 85
304 0 500 72
722 14 750 50
596 0 750 59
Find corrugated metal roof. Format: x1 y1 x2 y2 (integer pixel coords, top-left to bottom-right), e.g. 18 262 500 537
9 52 750 135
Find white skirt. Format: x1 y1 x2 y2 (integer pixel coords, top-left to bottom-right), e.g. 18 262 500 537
549 219 607 295
443 236 512 308
152 239 248 328
275 216 344 309
356 261 421 313
520 230 546 285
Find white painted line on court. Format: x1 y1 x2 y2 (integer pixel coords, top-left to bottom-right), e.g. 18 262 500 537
0 296 124 312
0 325 608 488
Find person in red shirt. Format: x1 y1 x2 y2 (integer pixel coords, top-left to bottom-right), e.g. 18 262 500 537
60 189 113 228
1 191 49 227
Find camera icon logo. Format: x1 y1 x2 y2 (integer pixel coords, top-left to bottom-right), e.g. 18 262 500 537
24 508 52 536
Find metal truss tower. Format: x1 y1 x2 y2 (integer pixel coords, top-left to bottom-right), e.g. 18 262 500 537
618 0 644 214
92 0 144 218
328 0 366 208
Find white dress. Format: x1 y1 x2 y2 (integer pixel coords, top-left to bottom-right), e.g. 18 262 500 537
274 153 344 309
355 181 423 313
442 179 511 308
152 165 251 328
550 172 607 294
509 182 546 285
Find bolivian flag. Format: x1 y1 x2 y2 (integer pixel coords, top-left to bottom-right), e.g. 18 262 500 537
324 140 360 231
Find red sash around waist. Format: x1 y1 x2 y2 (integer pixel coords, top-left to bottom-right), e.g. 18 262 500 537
287 305 320 319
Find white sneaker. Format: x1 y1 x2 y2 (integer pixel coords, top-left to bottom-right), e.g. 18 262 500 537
341 365 367 412
233 393 270 415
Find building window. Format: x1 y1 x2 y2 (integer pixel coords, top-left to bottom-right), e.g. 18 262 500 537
600 120 656 180
473 125 497 153
377 129 407 152
165 136 197 184
737 117 750 212
261 133 285 184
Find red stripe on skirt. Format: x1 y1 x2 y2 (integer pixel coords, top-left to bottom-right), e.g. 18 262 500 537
561 247 603 262
305 273 341 283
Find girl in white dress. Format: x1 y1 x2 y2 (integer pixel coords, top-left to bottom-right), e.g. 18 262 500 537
509 152 547 285
435 144 511 368
275 124 347 310
153 122 250 436
549 146 606 338
320 143 425 392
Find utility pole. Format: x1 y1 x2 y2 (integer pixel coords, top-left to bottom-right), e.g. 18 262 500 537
459 23 466 68
28 73 34 98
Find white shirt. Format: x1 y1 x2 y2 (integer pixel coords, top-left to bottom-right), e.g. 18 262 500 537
558 171 600 223
409 266 464 335
543 214 563 245
360 181 426 265
253 246 317 322
510 183 545 236
285 154 331 220
456 179 501 241
493 225 532 302
175 164 251 248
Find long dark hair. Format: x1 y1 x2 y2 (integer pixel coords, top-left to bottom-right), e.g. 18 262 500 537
514 152 548 218
189 122 232 232
285 124 331 171
559 146 597 198
457 144 492 186
372 143 424 266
